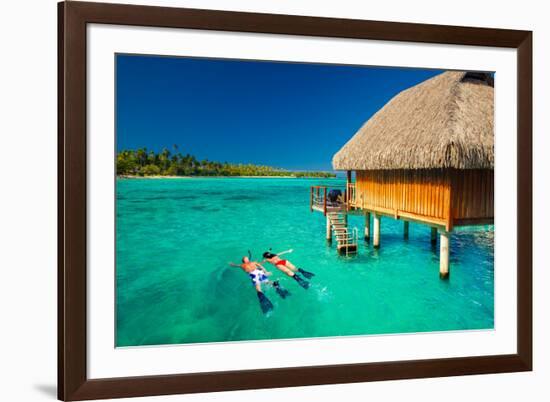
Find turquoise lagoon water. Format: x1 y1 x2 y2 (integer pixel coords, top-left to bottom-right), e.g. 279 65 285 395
116 177 494 347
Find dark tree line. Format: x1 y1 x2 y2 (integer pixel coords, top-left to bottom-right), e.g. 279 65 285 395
116 146 335 178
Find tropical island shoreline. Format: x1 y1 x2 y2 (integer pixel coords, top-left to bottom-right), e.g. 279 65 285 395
117 147 336 178
117 175 338 179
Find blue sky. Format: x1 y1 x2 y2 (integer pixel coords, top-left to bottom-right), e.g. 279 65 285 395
116 54 442 171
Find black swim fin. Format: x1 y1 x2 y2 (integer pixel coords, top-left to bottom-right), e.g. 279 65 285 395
298 268 315 279
257 291 274 314
273 281 291 299
292 274 310 289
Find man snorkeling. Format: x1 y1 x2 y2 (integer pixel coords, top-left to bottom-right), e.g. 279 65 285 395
262 249 315 289
229 256 290 313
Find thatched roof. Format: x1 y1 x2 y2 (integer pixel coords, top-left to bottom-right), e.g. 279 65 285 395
332 71 494 170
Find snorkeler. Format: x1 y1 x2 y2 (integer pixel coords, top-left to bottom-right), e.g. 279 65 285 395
262 249 315 289
229 256 290 313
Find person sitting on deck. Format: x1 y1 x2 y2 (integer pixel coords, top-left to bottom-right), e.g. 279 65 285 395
327 189 343 206
262 249 314 289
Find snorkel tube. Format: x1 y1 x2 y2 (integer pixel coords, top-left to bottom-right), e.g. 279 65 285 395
263 248 276 259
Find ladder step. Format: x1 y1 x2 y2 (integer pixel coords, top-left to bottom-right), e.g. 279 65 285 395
326 214 358 256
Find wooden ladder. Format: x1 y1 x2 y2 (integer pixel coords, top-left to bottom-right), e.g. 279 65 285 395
327 212 358 256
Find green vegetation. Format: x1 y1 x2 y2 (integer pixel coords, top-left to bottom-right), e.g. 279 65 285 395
117 147 336 178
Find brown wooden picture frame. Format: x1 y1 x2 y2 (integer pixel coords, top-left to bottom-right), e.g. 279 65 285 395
58 1 532 400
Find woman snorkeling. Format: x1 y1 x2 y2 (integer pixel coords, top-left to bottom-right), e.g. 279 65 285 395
262 249 315 289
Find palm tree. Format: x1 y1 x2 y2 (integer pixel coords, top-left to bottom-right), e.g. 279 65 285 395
136 148 147 167
159 148 171 171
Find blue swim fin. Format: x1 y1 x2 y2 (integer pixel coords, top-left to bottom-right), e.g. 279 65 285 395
293 274 310 289
274 281 291 299
298 268 315 279
257 291 274 314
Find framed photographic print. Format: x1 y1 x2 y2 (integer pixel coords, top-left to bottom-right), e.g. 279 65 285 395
58 1 532 400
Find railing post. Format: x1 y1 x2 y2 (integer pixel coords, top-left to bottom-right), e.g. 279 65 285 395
323 187 327 216
343 189 347 211
310 186 313 212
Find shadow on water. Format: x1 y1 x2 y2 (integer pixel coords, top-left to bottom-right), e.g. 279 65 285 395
190 205 211 212
204 190 225 196
224 195 261 202
125 194 198 201
366 247 381 260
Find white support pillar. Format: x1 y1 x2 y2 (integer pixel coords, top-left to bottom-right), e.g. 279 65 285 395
326 216 332 242
364 212 371 241
403 221 409 239
373 213 381 248
439 230 450 279
431 227 437 245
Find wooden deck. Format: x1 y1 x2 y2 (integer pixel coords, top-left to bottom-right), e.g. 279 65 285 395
310 185 346 215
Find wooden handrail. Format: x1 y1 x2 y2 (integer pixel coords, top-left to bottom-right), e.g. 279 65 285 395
343 189 347 211
323 187 327 216
310 185 349 214
346 182 357 210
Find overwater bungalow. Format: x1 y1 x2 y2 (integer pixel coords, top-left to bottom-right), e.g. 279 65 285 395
311 71 494 278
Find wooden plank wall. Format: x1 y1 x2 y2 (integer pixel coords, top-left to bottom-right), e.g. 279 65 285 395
355 169 450 223
354 169 493 227
451 169 494 221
